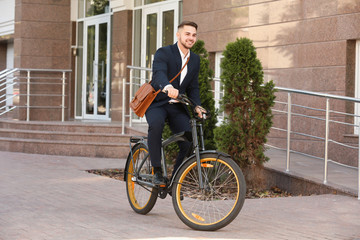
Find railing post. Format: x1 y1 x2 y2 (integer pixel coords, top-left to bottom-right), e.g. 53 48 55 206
324 98 330 184
61 71 66 122
26 70 30 121
358 122 360 200
122 77 126 134
286 92 291 172
129 69 133 127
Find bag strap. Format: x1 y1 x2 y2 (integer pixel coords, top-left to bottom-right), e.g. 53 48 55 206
169 55 190 83
153 54 190 94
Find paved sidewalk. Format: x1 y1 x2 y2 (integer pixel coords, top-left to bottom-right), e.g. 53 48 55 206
1 151 360 240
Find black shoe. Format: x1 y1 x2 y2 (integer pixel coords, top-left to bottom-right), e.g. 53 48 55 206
153 171 166 185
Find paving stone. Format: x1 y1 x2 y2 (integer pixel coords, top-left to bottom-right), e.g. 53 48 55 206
0 151 359 240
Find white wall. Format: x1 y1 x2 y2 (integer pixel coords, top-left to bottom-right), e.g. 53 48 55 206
0 0 15 36
6 41 14 106
70 0 78 21
111 0 134 12
6 41 13 69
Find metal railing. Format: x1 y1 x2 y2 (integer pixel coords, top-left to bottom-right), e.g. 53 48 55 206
269 87 360 200
125 66 359 199
122 65 152 134
0 68 71 121
0 68 19 116
212 77 359 199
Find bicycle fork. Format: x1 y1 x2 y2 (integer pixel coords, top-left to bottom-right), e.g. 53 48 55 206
190 119 205 189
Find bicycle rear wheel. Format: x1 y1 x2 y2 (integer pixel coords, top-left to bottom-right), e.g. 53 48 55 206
172 153 246 231
125 143 158 214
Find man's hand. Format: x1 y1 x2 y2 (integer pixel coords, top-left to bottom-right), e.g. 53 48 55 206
164 86 179 99
195 106 207 119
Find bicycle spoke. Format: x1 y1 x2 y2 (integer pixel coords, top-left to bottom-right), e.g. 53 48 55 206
174 156 245 230
126 144 158 214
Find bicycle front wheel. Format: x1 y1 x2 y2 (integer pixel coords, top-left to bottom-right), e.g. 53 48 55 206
125 143 158 215
172 153 246 231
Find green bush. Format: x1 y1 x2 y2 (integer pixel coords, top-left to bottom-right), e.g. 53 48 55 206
214 38 276 170
162 40 217 162
191 40 217 150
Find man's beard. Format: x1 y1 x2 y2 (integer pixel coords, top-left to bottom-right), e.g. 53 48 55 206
179 38 193 50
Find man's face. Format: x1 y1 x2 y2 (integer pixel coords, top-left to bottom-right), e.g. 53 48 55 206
177 25 197 50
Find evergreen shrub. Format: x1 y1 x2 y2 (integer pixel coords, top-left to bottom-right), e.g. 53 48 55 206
214 38 276 171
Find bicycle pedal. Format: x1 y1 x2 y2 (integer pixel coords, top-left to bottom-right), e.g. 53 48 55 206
159 184 166 188
158 189 167 199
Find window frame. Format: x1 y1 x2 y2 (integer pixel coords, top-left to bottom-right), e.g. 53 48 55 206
214 52 225 124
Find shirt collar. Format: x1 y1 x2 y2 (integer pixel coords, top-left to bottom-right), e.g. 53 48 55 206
177 42 190 60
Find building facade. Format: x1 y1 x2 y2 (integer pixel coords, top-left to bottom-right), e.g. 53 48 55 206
1 0 360 120
1 0 360 156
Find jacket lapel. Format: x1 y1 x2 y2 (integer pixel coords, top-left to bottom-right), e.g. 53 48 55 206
180 51 193 88
171 43 182 74
169 43 181 89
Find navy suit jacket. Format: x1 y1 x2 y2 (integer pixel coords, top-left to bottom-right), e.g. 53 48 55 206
147 43 201 112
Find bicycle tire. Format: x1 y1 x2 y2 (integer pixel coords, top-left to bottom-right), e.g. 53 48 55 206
172 153 246 231
125 143 158 214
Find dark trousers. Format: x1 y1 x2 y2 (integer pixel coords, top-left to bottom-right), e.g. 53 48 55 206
145 103 192 174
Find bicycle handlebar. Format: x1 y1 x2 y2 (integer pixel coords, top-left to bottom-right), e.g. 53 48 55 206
163 90 210 119
176 94 193 106
176 94 210 120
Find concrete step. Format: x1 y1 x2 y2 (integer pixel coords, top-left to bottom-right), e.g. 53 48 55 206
0 119 147 158
0 137 130 158
0 128 131 143
0 119 134 134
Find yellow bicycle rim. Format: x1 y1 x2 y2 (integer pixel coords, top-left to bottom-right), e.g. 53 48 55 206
176 158 240 226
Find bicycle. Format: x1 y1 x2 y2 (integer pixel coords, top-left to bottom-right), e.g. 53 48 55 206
124 94 246 231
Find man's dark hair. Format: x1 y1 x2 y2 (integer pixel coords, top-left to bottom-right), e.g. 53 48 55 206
178 21 198 30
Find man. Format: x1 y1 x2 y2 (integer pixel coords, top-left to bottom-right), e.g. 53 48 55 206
145 21 205 185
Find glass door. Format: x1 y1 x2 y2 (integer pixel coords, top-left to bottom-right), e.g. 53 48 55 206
131 1 179 121
141 3 178 80
83 15 110 119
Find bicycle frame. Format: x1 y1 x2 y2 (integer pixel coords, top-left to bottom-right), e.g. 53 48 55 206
126 94 246 230
127 118 209 190
191 118 204 189
127 94 211 190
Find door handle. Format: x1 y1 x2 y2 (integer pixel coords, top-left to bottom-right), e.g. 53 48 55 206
101 61 104 84
93 61 98 83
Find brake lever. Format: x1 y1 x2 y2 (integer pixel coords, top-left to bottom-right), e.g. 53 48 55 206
163 91 193 106
177 94 190 105
164 91 209 119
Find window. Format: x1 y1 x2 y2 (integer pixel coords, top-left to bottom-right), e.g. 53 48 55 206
78 0 110 19
131 0 180 121
132 1 180 70
135 0 166 7
214 52 225 124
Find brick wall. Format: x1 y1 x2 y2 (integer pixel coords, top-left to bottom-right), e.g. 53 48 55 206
182 0 360 166
14 0 72 120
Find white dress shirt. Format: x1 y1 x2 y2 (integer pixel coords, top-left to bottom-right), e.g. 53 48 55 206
178 44 189 85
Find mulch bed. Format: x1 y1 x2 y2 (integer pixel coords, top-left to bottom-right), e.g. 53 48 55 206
87 168 293 199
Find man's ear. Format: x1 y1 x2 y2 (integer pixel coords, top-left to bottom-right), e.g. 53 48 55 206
176 31 180 39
